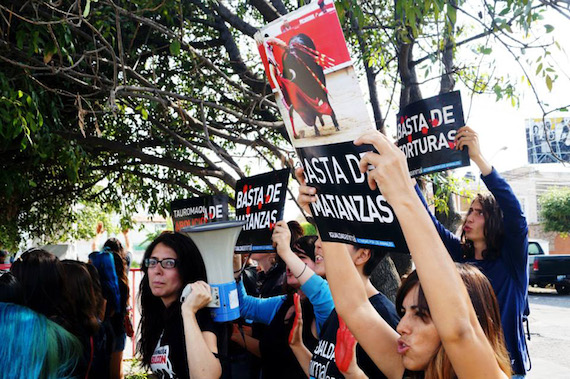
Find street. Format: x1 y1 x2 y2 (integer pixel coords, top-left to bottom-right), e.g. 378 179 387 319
526 287 570 378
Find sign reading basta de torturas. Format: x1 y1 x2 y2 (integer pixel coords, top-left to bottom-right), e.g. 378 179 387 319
396 91 470 177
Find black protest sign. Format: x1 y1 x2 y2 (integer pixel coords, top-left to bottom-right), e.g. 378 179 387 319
171 195 229 232
298 142 409 252
234 169 290 253
396 91 469 177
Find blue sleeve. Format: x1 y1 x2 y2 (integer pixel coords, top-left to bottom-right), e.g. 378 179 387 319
236 280 285 325
414 184 462 260
481 169 529 287
300 274 334 336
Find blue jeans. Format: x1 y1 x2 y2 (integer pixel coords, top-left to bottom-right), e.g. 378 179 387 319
512 375 525 379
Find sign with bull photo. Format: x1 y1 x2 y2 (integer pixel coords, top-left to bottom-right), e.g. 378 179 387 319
234 169 290 253
255 0 408 252
171 195 229 232
396 91 470 177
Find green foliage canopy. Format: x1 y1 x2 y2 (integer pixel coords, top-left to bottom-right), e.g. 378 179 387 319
1 0 567 251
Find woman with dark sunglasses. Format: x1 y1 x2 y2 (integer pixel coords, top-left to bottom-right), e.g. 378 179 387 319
138 232 221 379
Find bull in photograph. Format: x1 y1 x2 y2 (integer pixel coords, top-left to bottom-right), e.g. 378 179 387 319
267 34 339 138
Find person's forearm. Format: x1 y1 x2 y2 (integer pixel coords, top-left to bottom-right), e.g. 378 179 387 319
471 153 492 176
323 242 402 378
182 310 221 379
322 243 369 319
278 248 314 284
390 191 475 338
290 343 312 377
237 280 285 324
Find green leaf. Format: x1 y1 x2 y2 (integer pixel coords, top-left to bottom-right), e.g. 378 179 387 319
545 75 553 91
83 0 91 17
447 6 456 25
544 24 554 33
481 47 492 55
170 40 181 56
535 63 543 75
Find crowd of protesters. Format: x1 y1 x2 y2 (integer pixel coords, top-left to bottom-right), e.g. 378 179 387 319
0 126 529 379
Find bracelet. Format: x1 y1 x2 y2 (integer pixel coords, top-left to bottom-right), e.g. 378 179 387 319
294 263 307 279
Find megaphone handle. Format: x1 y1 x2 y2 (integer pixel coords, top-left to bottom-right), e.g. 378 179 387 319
180 283 192 303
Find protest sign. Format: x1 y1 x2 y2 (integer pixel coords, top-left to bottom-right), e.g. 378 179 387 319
396 91 469 177
171 195 229 232
256 0 408 252
297 142 408 249
234 169 290 253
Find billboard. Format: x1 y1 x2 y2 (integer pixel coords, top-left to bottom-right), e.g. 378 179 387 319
525 117 570 164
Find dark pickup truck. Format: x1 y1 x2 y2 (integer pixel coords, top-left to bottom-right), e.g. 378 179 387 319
528 241 570 295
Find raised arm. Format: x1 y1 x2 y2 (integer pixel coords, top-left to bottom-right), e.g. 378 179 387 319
355 130 506 378
457 126 528 274
182 281 221 379
236 279 285 325
272 220 334 333
322 241 403 379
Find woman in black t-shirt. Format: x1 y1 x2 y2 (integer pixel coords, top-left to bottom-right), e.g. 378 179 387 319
138 232 221 379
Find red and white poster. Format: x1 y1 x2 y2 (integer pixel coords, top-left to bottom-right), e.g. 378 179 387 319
256 1 408 252
255 0 374 148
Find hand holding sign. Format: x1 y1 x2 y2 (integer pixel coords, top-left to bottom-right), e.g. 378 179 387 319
272 220 292 253
455 126 480 155
354 130 415 205
295 167 317 215
455 126 492 176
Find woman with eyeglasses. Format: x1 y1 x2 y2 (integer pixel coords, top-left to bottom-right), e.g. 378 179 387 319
138 232 221 379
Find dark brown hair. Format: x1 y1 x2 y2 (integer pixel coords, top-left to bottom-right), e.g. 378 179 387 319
460 194 504 260
10 249 76 333
395 264 511 378
61 260 100 335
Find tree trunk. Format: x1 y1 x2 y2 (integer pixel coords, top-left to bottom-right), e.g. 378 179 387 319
349 11 384 133
435 0 461 231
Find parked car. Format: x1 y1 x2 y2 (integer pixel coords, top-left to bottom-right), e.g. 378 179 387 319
528 240 570 295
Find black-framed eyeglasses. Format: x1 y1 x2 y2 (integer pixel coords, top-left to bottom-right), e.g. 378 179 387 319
144 258 178 269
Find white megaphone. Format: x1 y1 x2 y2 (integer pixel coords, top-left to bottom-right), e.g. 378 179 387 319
180 220 245 322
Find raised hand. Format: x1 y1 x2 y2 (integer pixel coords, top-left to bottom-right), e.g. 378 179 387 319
455 126 492 175
289 293 303 346
354 130 415 204
272 220 292 258
295 167 317 215
455 126 480 157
